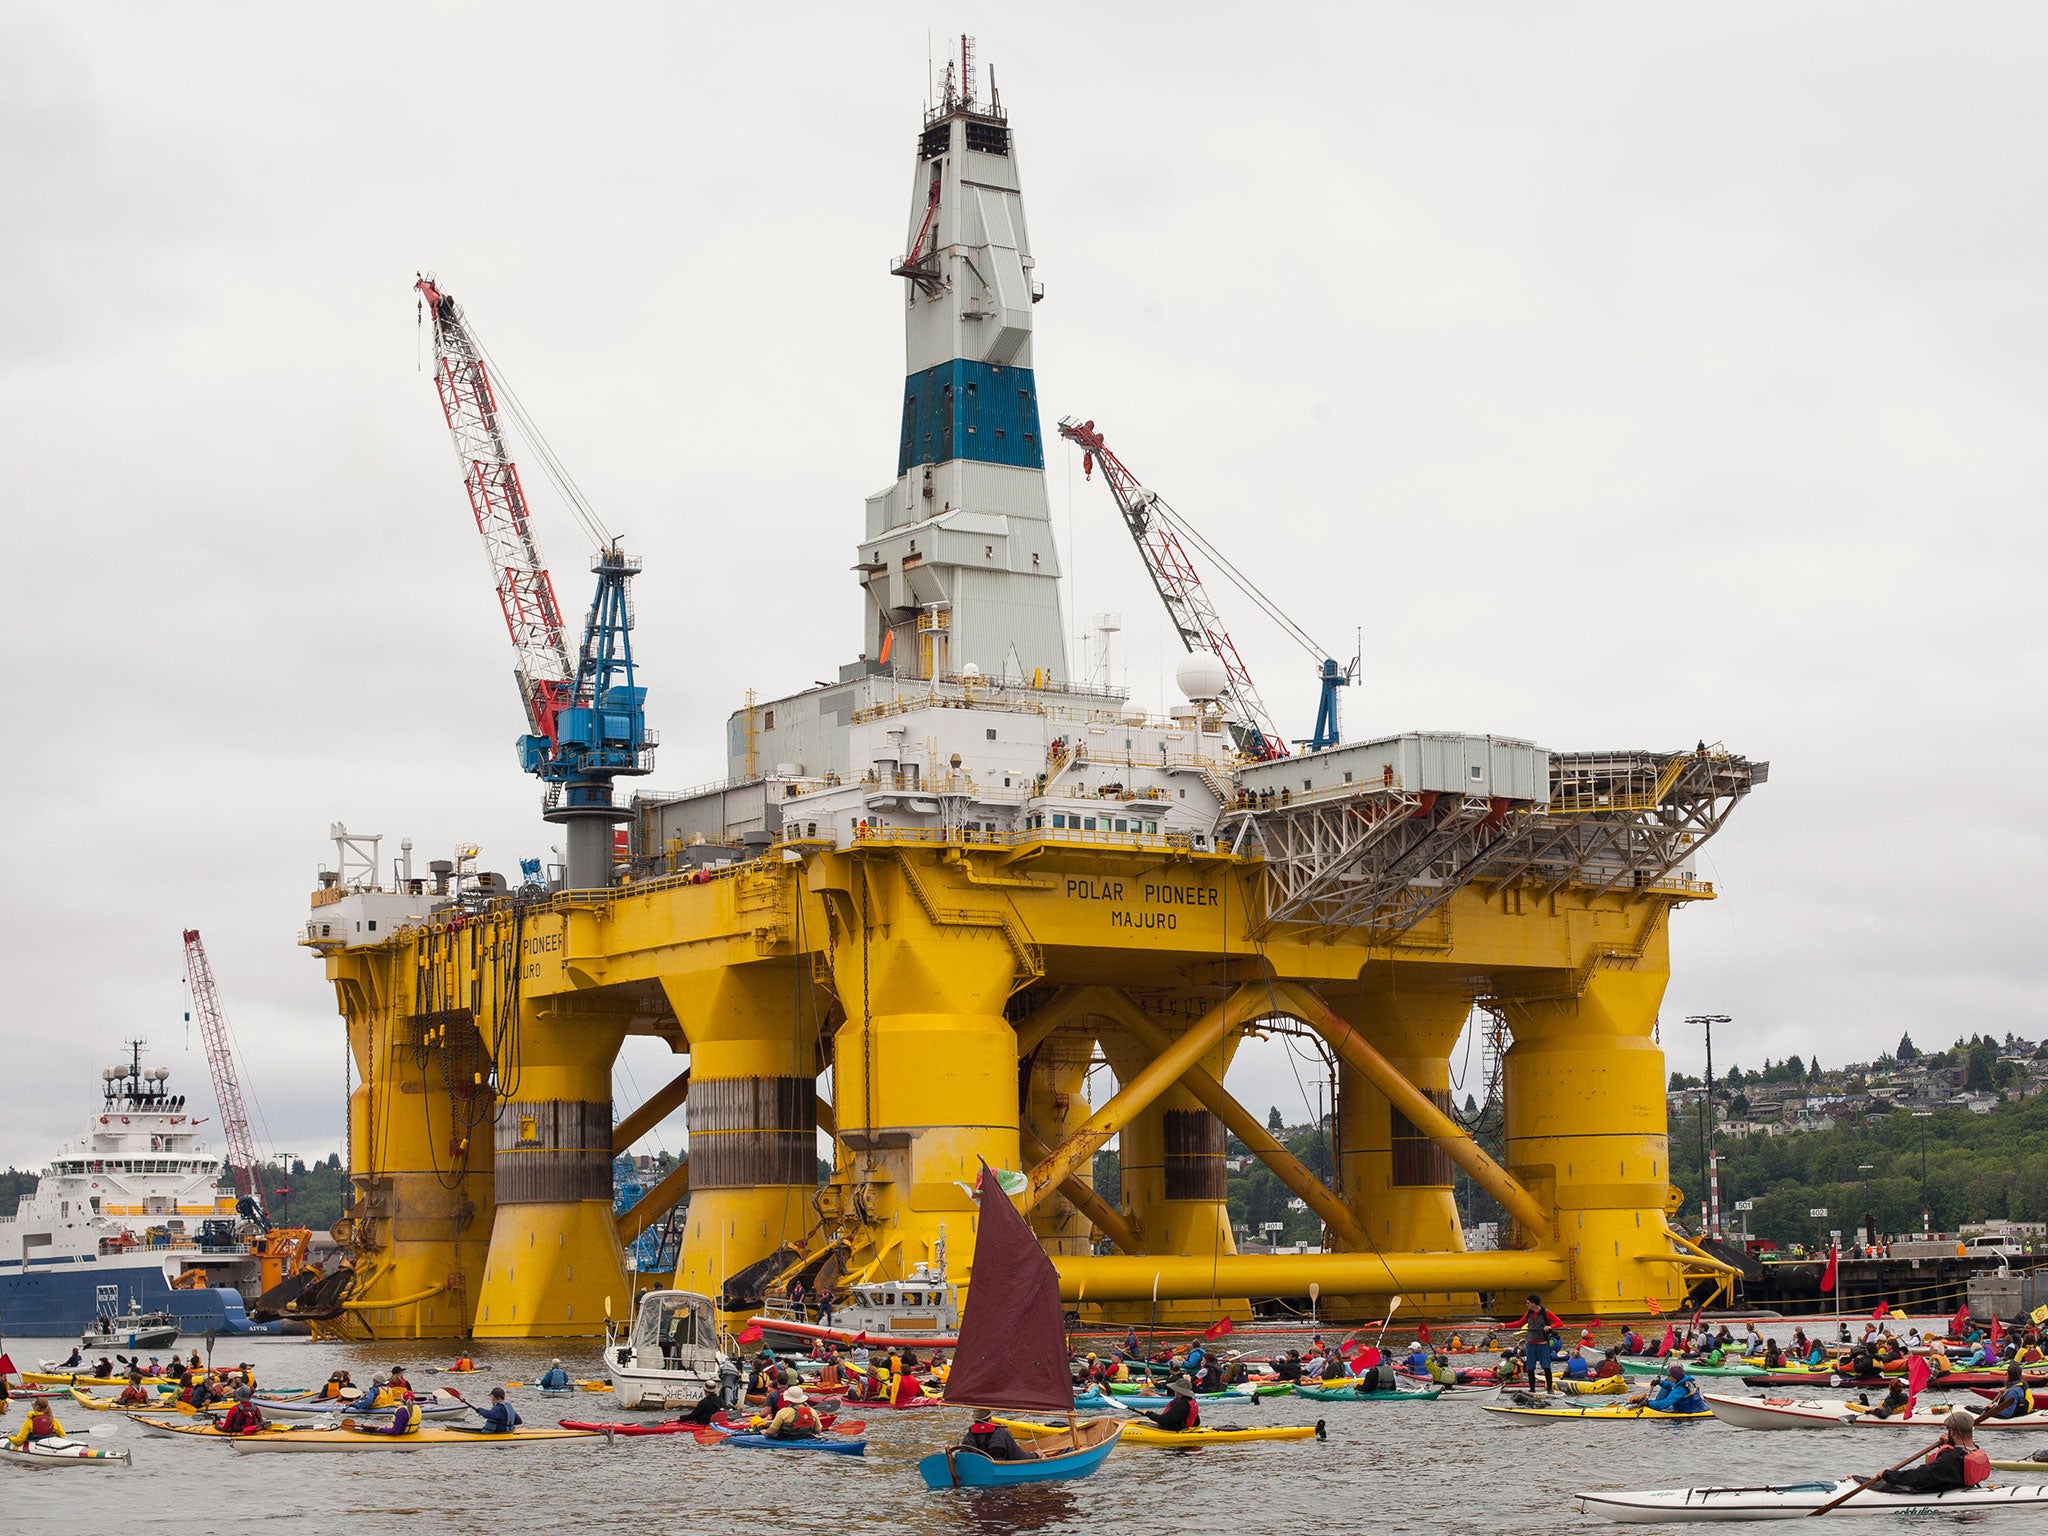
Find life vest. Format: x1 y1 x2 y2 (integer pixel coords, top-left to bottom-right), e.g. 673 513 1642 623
1960 1447 1991 1487
27 1412 58 1439
397 1401 422 1434
118 1387 150 1405
782 1405 819 1438
1183 1396 1200 1429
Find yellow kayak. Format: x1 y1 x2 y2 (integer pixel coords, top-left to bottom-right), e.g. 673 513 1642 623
68 1388 174 1411
1559 1377 1630 1396
126 1415 598 1451
997 1416 1324 1447
26 1371 176 1389
1482 1402 1710 1421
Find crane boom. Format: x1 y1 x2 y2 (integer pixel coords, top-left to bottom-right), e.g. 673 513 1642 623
1056 417 1290 760
415 276 574 744
181 928 263 1210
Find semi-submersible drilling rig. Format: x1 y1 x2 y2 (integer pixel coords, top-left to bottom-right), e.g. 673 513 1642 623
306 45 1763 1339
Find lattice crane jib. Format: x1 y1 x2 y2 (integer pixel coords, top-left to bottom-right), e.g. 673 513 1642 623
414 276 573 745
1056 417 1289 760
182 928 262 1209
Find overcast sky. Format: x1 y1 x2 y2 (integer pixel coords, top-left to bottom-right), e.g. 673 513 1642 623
4 4 2043 1173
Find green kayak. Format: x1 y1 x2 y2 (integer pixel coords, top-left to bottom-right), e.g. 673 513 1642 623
1293 1383 1444 1402
1618 1356 1757 1378
1106 1379 1292 1398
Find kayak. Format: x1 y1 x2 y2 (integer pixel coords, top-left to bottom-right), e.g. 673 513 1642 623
1484 1402 1711 1422
1992 1458 2048 1472
26 1372 177 1389
1702 1393 2048 1431
560 1419 695 1436
1293 1383 1443 1402
1114 1388 1255 1410
717 1433 866 1455
229 1426 601 1453
68 1388 174 1411
1 1438 131 1469
997 1415 1324 1447
1578 1478 2048 1523
257 1395 470 1421
1561 1377 1633 1396
1619 1357 1758 1378
1072 1389 1113 1412
920 1419 1124 1489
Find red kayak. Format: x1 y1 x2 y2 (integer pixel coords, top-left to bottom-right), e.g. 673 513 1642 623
746 1315 959 1350
561 1411 842 1436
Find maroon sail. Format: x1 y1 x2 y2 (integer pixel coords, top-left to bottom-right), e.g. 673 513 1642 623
942 1161 1075 1415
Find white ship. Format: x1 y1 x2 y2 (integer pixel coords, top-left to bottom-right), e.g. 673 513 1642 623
0 1046 269 1336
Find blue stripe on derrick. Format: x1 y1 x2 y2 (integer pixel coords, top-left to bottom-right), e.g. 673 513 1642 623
897 361 1043 474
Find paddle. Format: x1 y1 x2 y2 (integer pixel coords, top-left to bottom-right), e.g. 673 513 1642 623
1806 1402 1999 1517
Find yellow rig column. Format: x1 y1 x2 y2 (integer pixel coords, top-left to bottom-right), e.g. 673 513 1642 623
473 999 628 1337
822 850 1021 1284
1332 984 1476 1314
1097 1023 1250 1324
661 964 821 1310
1497 922 1685 1314
325 950 494 1339
1023 1033 1097 1257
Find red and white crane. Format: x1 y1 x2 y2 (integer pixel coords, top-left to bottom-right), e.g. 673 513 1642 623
1057 417 1296 760
414 275 575 746
181 928 266 1212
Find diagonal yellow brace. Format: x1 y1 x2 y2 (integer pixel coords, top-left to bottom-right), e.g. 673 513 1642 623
1018 983 1269 1216
1020 1127 1143 1255
1093 992 1370 1252
1273 982 1554 1243
617 1159 690 1243
612 1068 691 1154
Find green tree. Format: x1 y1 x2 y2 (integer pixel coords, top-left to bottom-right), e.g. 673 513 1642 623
1897 1033 1918 1062
1267 1105 1284 1133
1967 1043 1997 1092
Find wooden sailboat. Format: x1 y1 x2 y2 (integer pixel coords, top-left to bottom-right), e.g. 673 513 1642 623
916 1162 1124 1489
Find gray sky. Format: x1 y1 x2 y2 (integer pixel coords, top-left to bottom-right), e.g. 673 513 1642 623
4 4 2043 1171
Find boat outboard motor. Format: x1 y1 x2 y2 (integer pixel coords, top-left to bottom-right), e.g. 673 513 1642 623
719 1359 743 1409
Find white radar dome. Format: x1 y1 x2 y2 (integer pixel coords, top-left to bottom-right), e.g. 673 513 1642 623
960 662 982 678
1176 651 1229 702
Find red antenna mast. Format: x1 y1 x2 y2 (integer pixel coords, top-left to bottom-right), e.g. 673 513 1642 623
182 928 264 1209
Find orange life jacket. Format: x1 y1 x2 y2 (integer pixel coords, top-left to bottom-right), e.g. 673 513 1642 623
1961 1447 1991 1487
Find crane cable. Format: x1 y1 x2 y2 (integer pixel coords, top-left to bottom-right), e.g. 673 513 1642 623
465 325 613 552
1146 492 1326 662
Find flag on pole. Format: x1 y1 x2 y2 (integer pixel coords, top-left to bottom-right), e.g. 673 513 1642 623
1417 1322 1432 1343
1951 1301 1971 1338
735 1323 764 1344
1202 1315 1235 1341
1645 1294 1663 1316
1990 1312 2004 1344
1659 1323 1677 1355
1905 1354 1931 1417
1871 1301 1890 1319
0 1352 14 1378
1819 1244 1839 1294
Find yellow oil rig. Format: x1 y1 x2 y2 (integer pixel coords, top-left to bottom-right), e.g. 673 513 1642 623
305 43 1762 1339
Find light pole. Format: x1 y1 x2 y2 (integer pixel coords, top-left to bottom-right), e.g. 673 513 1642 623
1687 1015 1732 1239
1911 1110 1934 1236
1856 1165 1874 1252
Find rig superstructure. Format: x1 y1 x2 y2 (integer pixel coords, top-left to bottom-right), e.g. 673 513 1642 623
306 41 1764 1338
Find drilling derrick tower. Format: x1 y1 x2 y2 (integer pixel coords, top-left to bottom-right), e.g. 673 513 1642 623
308 41 1765 1340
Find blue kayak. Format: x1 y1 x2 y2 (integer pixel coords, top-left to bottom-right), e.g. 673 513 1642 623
919 1422 1124 1489
1117 1388 1254 1411
1072 1389 1113 1412
719 1433 866 1456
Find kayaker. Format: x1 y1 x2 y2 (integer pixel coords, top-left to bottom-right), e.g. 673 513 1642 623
449 1356 476 1373
346 1376 392 1413
675 1388 724 1426
1121 1328 1139 1358
1873 1408 1990 1493
319 1371 356 1401
1142 1376 1200 1433
116 1373 153 1407
1988 1365 2037 1419
1763 1339 1784 1369
1517 1294 1561 1393
1273 1350 1302 1383
1592 1348 1623 1380
218 1387 266 1436
537 1359 573 1391
1633 1360 1705 1414
960 1418 1038 1461
1620 1327 1644 1356
1865 1379 1911 1419
356 1393 423 1437
761 1384 820 1440
1401 1341 1430 1377
472 1387 522 1434
1319 1351 1350 1384
92 1356 114 1379
1426 1352 1458 1387
1358 1356 1399 1394
59 1348 83 1369
8 1397 63 1446
386 1365 412 1397
1562 1350 1591 1381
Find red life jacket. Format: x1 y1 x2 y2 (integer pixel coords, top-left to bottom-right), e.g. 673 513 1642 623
28 1413 58 1438
1184 1397 1200 1429
1961 1447 1991 1486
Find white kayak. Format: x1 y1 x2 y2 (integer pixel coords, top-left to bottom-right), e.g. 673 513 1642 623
1704 1392 2048 1431
1580 1478 2048 1523
0 1438 131 1469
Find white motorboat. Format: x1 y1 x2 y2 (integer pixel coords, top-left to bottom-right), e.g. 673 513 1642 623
1579 1478 2048 1522
750 1261 962 1351
0 1438 131 1469
602 1289 734 1410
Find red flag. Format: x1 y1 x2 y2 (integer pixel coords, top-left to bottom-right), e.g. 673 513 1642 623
1951 1301 1970 1338
1905 1353 1931 1417
1645 1294 1664 1317
1691 1303 1705 1327
1871 1301 1889 1319
1354 1345 1381 1369
0 1353 14 1377
1202 1315 1235 1342
1659 1324 1677 1355
1417 1322 1432 1343
735 1323 764 1344
1819 1244 1839 1294
1990 1312 2004 1344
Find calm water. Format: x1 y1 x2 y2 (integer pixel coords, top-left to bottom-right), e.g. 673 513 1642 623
6 1327 2043 1534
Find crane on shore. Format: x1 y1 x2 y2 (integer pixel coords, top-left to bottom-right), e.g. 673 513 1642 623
181 928 267 1219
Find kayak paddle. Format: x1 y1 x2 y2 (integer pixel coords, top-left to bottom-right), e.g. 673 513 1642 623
1808 1401 2001 1517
